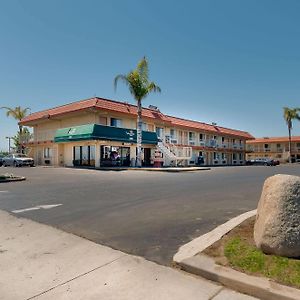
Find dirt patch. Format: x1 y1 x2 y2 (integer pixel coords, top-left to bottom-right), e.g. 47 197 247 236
203 216 256 265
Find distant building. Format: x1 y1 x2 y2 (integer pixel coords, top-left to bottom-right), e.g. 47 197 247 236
246 136 300 163
20 97 254 167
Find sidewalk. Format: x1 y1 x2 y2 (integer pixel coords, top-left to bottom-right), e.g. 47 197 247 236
0 210 257 300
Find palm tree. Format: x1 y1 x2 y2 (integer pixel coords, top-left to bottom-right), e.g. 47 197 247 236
12 127 33 154
1 106 31 153
283 107 300 163
114 57 161 167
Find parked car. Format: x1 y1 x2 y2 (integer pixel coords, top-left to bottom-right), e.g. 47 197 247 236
0 156 3 167
247 158 278 166
2 153 34 167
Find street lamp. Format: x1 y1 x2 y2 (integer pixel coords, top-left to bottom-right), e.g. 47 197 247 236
5 136 13 153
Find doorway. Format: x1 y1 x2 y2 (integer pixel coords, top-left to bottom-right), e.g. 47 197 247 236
143 148 151 166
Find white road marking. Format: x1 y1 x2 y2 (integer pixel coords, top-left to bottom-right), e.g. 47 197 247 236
12 204 62 214
0 191 9 193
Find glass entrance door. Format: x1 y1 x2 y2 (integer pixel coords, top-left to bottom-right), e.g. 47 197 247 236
73 145 95 167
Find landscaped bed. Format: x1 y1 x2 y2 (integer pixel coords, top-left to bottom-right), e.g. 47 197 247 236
0 174 25 182
203 216 300 289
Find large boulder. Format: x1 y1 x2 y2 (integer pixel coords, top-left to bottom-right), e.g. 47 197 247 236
254 174 300 257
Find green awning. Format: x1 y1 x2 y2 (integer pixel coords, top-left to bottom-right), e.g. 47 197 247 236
54 124 158 145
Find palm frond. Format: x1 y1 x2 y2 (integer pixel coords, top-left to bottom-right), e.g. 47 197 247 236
148 82 161 93
137 56 149 81
114 74 129 91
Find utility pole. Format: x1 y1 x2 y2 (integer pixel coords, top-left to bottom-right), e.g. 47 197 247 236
5 136 12 153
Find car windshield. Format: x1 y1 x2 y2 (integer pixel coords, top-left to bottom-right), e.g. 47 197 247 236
15 154 27 158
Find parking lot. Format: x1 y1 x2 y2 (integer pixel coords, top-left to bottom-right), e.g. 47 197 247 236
0 165 299 265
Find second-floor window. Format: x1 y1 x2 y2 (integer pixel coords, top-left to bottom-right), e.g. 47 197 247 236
110 118 122 127
170 129 176 138
142 123 147 131
156 127 164 138
199 133 205 141
222 137 225 143
189 132 195 140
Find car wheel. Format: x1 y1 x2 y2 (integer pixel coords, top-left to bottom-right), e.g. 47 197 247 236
30 164 34 167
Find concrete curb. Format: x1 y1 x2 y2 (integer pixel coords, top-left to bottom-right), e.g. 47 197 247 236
173 209 257 263
0 176 26 183
95 167 210 172
180 255 300 300
173 209 300 300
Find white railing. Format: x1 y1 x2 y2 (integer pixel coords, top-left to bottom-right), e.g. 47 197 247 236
157 141 192 166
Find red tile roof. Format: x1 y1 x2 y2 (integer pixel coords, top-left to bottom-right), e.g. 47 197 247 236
166 115 253 139
247 136 300 144
20 97 254 139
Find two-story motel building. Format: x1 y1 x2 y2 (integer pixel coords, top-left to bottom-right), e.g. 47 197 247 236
20 97 254 168
246 136 300 163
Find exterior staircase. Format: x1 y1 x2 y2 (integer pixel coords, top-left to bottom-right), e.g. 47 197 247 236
156 141 192 167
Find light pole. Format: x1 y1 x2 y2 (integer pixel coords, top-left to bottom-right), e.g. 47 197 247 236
5 136 13 153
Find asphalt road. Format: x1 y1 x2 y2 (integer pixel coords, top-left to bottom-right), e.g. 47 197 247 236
0 165 299 265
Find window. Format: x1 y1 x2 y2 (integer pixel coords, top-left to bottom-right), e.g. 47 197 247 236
142 123 147 131
222 137 225 143
156 127 164 138
264 144 269 148
44 148 52 158
213 136 217 140
239 153 243 160
189 132 195 140
232 153 237 160
297 143 300 148
170 129 176 138
213 152 218 160
73 145 95 167
221 153 226 160
199 133 205 141
110 118 122 127
277 144 281 148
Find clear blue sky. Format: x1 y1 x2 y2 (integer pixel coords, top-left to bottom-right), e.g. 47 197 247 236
1 0 300 151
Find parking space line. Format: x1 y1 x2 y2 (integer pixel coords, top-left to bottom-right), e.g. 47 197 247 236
12 204 62 214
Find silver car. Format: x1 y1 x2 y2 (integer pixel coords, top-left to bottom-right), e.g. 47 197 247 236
2 153 34 167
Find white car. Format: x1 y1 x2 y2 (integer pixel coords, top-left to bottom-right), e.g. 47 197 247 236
2 153 34 167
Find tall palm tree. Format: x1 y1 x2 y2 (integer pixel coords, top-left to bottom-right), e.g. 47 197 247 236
114 57 161 167
1 106 31 152
283 107 300 163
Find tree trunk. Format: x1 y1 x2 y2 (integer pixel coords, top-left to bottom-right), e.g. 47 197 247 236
288 125 292 163
19 125 23 153
136 99 143 167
